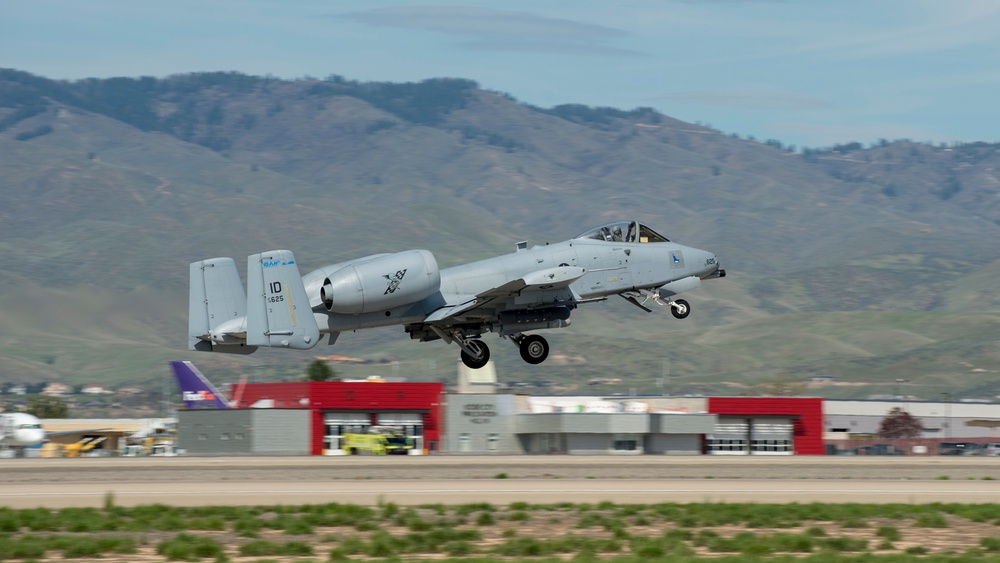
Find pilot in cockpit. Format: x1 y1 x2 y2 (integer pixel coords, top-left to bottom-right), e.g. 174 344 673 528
612 226 623 242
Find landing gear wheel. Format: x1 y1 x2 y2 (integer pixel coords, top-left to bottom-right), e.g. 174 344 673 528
460 340 490 369
519 334 549 364
670 299 691 319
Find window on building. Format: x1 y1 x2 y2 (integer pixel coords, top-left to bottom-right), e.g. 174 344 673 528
751 438 792 453
234 433 245 440
220 433 230 441
459 433 471 452
613 434 638 451
706 438 749 452
487 433 499 451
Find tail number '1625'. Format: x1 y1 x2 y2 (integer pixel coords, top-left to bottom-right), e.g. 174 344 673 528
268 281 285 303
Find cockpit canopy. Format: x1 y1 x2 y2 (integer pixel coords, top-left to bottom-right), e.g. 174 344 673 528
574 221 670 243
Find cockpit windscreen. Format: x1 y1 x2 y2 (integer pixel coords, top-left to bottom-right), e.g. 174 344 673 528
574 221 670 243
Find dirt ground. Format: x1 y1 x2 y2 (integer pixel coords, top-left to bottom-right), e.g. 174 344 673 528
4 457 1000 560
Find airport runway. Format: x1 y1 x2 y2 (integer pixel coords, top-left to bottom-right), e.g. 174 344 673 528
3 456 999 508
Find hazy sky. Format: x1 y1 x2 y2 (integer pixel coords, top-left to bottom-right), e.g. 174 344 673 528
4 0 999 149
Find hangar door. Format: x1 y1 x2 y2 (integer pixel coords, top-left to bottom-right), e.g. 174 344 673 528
323 412 370 452
750 417 793 455
377 412 424 452
707 418 749 455
707 417 794 455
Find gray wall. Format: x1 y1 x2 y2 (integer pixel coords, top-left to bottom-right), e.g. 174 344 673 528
443 394 521 454
178 409 311 455
646 434 703 455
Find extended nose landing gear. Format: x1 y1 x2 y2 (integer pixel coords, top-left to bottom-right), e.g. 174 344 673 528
669 298 690 319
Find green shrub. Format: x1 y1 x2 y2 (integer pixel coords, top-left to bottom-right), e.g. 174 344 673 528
664 528 693 541
456 502 495 516
915 512 949 528
876 525 902 541
282 518 314 535
233 517 263 538
475 511 495 526
981 536 1000 551
443 540 474 556
239 540 313 557
770 532 814 553
156 533 225 561
507 511 530 522
0 535 47 559
364 530 397 558
335 536 366 555
819 536 868 552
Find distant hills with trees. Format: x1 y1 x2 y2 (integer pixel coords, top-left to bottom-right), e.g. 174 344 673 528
1 68 998 404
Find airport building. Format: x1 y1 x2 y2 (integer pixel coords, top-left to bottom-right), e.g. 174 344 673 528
37 392 1000 458
173 380 825 456
178 381 444 456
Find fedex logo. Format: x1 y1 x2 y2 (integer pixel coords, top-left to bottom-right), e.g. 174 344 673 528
182 391 216 402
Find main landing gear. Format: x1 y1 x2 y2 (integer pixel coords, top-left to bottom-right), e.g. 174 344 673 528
459 339 490 370
456 333 551 369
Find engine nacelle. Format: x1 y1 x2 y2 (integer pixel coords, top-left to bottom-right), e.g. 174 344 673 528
320 250 440 314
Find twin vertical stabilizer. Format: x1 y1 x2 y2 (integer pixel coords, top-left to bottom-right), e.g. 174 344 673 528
188 250 319 353
246 250 319 349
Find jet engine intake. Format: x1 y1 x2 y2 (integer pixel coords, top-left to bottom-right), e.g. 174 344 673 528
320 250 441 314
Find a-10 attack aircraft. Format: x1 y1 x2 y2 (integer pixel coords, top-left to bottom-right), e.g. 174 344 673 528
188 220 725 369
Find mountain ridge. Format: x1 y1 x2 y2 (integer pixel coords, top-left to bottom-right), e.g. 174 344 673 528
1 68 998 403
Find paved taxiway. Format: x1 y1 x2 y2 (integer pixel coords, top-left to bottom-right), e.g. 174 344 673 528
3 456 999 508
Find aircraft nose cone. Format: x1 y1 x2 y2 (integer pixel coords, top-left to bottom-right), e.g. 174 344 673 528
694 249 721 277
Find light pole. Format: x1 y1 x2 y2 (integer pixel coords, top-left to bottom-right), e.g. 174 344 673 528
894 378 908 400
942 392 951 440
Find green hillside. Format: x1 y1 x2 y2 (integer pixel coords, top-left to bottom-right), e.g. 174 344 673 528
1 69 998 405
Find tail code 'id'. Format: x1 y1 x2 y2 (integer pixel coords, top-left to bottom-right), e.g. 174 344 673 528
246 250 319 350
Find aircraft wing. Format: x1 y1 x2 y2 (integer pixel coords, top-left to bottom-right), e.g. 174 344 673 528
423 266 586 324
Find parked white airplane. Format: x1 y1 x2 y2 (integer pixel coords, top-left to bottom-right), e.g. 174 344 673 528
0 412 46 450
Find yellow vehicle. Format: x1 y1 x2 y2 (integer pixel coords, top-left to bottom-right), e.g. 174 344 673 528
341 433 389 455
342 429 415 455
63 436 107 457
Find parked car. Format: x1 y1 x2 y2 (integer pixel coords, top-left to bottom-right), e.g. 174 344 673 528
938 441 978 455
964 443 1000 456
852 444 905 456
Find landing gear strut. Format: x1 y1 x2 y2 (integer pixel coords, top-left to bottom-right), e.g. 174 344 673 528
460 339 490 369
669 298 691 319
